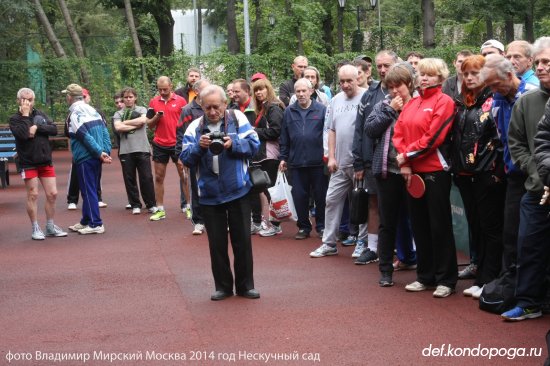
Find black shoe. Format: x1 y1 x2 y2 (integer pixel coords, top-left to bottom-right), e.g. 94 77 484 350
354 249 379 265
295 229 310 240
237 289 260 299
379 272 394 287
210 290 233 301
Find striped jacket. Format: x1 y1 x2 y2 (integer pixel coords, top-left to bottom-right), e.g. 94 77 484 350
180 109 260 205
67 100 111 164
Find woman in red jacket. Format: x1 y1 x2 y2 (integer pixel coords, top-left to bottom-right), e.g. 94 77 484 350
393 58 458 298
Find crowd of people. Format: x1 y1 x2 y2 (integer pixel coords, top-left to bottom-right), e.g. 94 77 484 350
8 36 550 316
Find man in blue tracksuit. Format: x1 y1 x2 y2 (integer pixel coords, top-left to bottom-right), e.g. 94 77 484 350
180 85 261 301
279 78 327 239
63 84 112 235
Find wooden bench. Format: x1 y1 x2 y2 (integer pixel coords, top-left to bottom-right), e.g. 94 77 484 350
49 121 70 150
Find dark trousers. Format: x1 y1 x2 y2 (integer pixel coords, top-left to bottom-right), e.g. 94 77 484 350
68 161 102 204
201 194 255 294
515 191 550 308
454 173 505 286
290 166 328 233
120 152 156 209
377 173 413 274
76 159 102 228
189 167 203 224
408 171 458 288
502 173 526 272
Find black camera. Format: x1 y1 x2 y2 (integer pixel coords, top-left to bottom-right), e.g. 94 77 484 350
208 131 226 155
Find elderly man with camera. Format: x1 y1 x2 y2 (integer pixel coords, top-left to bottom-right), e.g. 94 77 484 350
180 84 261 301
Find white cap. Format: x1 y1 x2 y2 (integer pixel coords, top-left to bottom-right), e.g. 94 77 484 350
480 39 504 53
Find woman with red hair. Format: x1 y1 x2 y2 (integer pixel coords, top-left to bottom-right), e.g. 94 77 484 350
451 55 505 299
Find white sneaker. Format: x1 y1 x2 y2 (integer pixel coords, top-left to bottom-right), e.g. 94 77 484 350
69 222 87 232
45 224 68 237
251 222 262 234
148 206 157 214
125 204 132 209
433 285 455 298
463 285 481 297
351 239 366 258
310 244 338 258
67 203 77 210
78 225 105 235
259 225 282 237
98 201 107 208
193 223 205 235
405 281 429 292
472 285 484 299
132 207 141 215
32 227 45 240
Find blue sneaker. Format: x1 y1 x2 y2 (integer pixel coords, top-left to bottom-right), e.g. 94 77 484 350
341 235 357 246
501 306 542 321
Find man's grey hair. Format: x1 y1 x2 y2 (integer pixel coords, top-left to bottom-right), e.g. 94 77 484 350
481 54 515 81
199 85 227 103
338 64 359 79
533 37 550 57
17 88 35 100
193 79 210 93
375 50 399 63
294 78 313 90
506 40 534 58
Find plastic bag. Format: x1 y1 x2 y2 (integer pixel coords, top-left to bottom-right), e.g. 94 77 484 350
268 171 297 221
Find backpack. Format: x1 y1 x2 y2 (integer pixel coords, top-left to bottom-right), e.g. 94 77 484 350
478 268 516 314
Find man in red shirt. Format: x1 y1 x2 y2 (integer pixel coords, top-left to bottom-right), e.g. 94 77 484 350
147 76 187 221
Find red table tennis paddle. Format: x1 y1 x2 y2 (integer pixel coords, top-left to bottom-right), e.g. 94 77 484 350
407 174 425 198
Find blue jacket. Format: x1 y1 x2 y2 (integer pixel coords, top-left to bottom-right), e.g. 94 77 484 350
279 100 326 168
492 79 528 175
180 109 260 205
67 101 111 164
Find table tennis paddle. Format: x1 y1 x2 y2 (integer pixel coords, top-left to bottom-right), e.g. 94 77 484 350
407 174 425 198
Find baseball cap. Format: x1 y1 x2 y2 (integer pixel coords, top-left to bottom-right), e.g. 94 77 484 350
355 55 373 63
82 88 90 97
480 39 504 53
251 72 267 82
61 83 83 97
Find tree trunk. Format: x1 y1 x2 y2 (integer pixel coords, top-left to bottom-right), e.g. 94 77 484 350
421 0 435 48
57 0 85 58
251 0 260 52
524 2 534 43
33 0 67 58
197 1 203 56
485 17 493 40
322 9 333 56
124 0 142 58
227 0 240 54
337 5 344 53
149 0 174 57
504 16 514 43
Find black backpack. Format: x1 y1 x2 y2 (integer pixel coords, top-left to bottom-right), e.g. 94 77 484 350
478 268 516 314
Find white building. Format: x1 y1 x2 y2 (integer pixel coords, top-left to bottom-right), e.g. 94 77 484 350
172 9 223 55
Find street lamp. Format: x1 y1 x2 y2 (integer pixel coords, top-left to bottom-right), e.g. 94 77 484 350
338 0 382 52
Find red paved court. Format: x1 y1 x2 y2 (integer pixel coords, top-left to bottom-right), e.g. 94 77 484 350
0 150 548 365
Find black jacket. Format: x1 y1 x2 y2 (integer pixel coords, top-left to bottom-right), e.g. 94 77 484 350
251 102 283 161
534 100 550 186
279 77 297 107
175 84 192 103
442 75 461 101
9 108 57 169
352 81 386 171
451 87 503 175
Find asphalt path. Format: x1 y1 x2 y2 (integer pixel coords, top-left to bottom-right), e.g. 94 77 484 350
0 150 548 365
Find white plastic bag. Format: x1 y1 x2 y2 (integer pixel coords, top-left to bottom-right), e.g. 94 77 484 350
268 171 297 221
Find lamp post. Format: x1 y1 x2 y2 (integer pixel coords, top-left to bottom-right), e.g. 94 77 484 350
370 0 383 50
338 0 380 52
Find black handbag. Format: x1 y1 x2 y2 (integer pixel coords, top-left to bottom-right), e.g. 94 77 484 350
248 163 271 194
350 178 369 225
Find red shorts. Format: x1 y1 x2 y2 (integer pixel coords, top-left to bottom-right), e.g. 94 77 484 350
21 165 56 180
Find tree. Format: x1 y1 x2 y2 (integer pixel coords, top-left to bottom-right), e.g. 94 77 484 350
124 0 143 58
33 0 67 58
422 0 435 48
58 0 90 82
226 0 240 54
